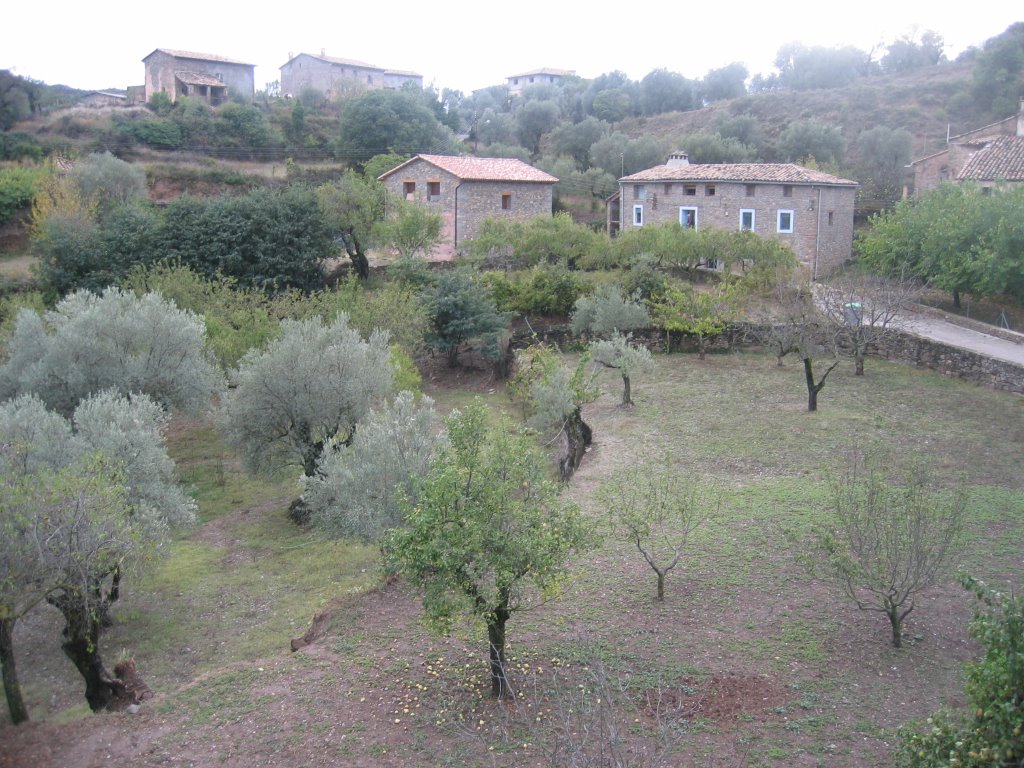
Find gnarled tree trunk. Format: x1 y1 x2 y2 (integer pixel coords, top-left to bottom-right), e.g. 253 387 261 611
1 616 28 724
557 408 592 482
486 598 513 700
48 590 129 712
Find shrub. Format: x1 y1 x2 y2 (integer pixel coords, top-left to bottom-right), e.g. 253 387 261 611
898 574 1023 768
0 165 46 227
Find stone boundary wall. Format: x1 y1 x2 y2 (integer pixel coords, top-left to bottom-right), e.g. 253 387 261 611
508 322 1024 395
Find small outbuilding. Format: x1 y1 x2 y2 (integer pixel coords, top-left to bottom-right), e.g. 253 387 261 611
377 154 558 258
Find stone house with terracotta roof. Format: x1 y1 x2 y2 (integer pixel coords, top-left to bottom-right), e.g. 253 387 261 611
143 49 254 105
910 100 1024 196
506 68 576 96
378 154 558 257
610 152 858 277
280 52 422 100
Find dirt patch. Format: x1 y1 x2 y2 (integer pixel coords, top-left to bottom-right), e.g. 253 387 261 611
647 672 792 726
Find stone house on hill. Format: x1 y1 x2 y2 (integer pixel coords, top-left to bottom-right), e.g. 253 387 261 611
143 49 254 105
506 68 576 96
910 100 1024 195
610 152 858 277
378 155 558 257
280 52 422 99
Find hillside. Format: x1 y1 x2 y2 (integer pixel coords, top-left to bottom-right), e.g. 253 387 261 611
614 59 987 163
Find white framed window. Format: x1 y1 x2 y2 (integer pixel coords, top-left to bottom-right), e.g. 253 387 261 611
740 209 755 231
679 206 697 229
633 205 644 226
634 184 646 201
777 209 794 233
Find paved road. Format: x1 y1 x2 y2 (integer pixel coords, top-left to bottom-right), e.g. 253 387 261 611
896 311 1024 367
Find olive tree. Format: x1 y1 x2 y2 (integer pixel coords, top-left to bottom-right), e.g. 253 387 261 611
384 403 593 699
219 314 393 517
0 391 195 714
599 456 708 601
590 333 654 407
809 451 966 648
0 287 223 417
304 391 440 542
509 343 597 481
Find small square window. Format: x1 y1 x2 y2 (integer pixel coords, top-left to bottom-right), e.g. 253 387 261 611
427 181 441 201
501 193 512 210
633 185 646 201
705 185 715 196
633 205 643 226
680 207 697 229
663 183 673 195
745 184 756 197
740 209 755 231
782 185 793 198
684 184 697 196
403 181 416 198
777 210 794 233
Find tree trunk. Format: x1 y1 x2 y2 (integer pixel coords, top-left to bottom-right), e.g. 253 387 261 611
0 616 28 724
557 408 593 482
621 373 632 406
486 604 512 700
952 290 961 310
804 358 819 412
656 571 665 602
697 336 707 360
888 609 903 648
854 352 865 376
48 591 127 712
446 346 460 369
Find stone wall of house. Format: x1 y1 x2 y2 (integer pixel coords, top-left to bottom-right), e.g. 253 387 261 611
280 56 384 99
620 180 855 275
454 180 553 245
380 159 460 251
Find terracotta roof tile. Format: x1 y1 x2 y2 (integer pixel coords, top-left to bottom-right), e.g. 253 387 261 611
956 136 1024 182
174 71 225 87
148 48 254 66
381 155 558 183
621 163 857 186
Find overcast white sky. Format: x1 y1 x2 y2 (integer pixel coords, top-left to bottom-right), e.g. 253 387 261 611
3 2 1020 95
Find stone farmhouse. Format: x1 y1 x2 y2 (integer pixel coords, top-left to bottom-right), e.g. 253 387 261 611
506 68 576 96
609 152 858 277
280 52 422 99
910 100 1024 196
378 155 558 257
143 49 255 105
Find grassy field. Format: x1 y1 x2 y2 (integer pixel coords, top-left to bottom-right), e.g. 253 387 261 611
2 350 1022 768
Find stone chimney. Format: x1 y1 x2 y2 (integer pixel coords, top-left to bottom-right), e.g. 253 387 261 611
666 151 690 167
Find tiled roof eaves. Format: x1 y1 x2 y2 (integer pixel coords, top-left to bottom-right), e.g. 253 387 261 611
620 163 857 186
148 48 254 66
955 136 1024 181
380 154 558 183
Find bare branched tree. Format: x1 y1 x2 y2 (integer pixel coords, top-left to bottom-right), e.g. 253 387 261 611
817 269 922 375
809 450 966 648
599 455 709 601
754 280 839 412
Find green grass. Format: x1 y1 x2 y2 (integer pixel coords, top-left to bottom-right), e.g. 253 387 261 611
102 421 379 688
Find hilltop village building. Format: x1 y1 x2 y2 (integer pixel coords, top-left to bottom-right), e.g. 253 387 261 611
378 154 558 258
505 68 576 96
143 49 255 105
910 99 1024 195
280 52 422 99
609 152 858 277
